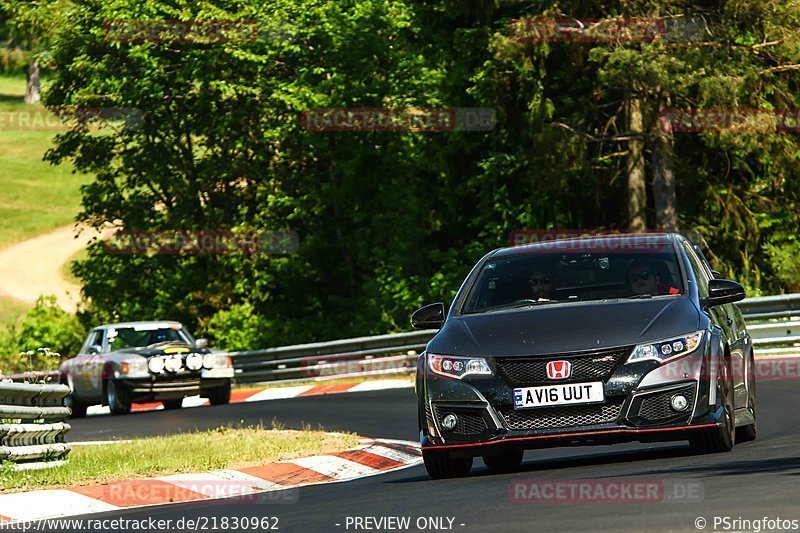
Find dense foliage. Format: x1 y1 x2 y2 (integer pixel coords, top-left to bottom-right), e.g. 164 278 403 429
28 0 800 349
0 297 83 373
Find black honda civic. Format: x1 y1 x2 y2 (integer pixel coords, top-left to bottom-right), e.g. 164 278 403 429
413 233 756 478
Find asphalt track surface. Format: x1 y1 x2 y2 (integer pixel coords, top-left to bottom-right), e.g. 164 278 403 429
58 380 800 532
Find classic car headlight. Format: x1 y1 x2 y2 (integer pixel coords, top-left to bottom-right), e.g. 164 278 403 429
148 356 165 373
185 353 203 371
120 359 148 376
427 353 492 379
627 331 704 364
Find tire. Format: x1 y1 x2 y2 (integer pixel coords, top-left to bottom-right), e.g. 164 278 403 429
207 382 231 405
422 449 473 479
736 351 757 443
162 399 183 410
483 448 524 473
690 356 734 453
62 376 88 418
64 392 88 418
105 379 132 415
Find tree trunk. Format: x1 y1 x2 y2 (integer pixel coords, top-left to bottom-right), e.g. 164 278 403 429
25 59 41 104
626 95 646 231
652 97 678 232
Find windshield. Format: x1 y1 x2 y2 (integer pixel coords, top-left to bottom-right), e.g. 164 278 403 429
462 245 684 314
107 325 194 351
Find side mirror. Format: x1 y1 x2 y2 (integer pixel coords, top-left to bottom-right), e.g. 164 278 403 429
704 279 746 307
87 345 102 355
411 303 445 329
195 338 209 349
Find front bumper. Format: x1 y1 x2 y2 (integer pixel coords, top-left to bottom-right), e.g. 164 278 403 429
118 372 231 401
418 340 723 456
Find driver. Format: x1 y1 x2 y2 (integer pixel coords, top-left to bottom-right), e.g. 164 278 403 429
627 259 679 296
528 264 558 301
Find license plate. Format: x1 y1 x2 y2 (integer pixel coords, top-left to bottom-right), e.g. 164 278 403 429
513 382 604 409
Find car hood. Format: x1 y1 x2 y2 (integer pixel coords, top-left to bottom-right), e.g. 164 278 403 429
427 297 701 357
113 343 208 358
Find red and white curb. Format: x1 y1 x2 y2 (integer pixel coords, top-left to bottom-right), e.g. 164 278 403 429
85 379 414 416
0 438 421 523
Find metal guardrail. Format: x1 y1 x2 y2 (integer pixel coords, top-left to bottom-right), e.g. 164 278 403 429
230 294 800 384
232 330 435 384
0 382 71 471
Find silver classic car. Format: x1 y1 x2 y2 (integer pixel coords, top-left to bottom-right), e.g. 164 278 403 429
59 321 234 416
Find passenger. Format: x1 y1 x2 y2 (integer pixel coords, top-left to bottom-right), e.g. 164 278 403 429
627 259 679 296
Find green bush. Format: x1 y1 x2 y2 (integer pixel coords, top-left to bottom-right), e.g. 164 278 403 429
205 302 270 352
0 296 85 375
765 240 800 294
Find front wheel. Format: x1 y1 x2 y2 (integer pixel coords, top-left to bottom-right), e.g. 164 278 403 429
64 392 88 418
207 382 231 405
422 449 473 479
105 379 132 415
736 351 757 443
62 376 88 418
690 357 734 453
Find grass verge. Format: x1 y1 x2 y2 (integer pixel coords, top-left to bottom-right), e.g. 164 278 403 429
0 424 359 493
0 75 91 249
0 295 30 334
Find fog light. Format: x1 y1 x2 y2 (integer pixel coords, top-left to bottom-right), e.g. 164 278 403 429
670 394 689 412
185 353 203 371
442 413 458 431
164 355 182 373
148 357 165 374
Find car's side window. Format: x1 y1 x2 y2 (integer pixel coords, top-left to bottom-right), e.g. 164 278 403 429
81 330 101 354
683 243 709 298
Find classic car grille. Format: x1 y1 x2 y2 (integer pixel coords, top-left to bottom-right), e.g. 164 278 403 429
499 398 625 430
496 348 630 387
434 407 488 436
638 384 696 422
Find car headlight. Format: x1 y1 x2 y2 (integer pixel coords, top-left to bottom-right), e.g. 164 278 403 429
627 331 705 364
427 353 492 379
202 353 232 369
148 356 165 373
120 359 148 376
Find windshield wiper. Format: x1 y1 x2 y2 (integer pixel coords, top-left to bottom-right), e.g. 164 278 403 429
479 299 563 313
624 294 653 299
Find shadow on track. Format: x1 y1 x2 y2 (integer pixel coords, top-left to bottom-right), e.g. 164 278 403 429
388 443 699 484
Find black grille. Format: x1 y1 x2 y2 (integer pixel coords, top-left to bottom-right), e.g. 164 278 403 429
496 348 630 387
499 398 625 430
638 384 696 422
434 408 488 435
